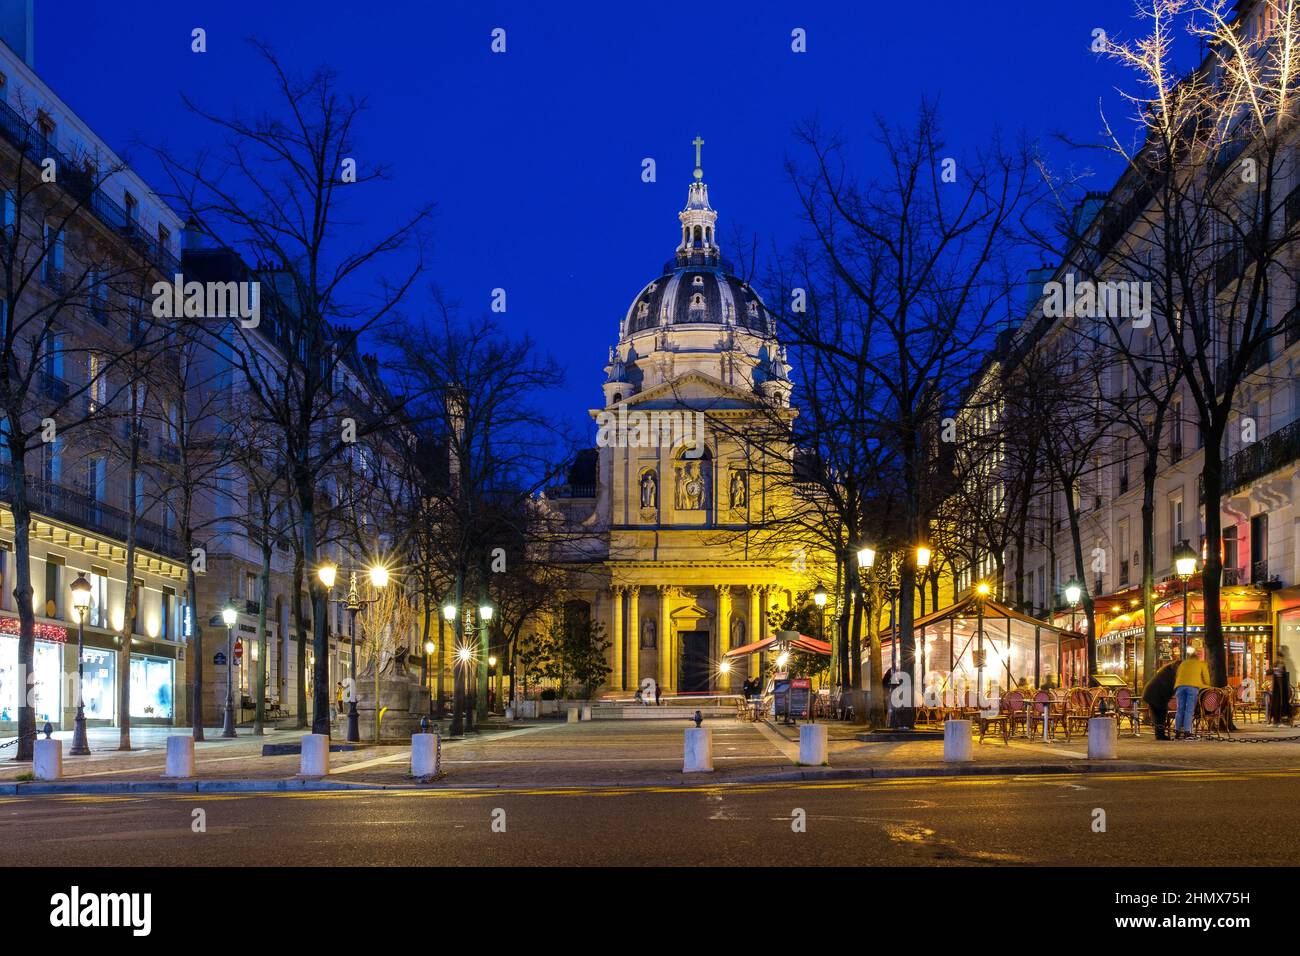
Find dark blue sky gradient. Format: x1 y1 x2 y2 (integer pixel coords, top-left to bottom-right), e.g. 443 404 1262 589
38 0 1193 432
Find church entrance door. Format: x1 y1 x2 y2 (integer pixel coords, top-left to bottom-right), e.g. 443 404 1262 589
679 631 711 693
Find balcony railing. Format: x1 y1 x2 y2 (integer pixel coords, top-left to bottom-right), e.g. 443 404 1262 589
1220 419 1300 496
0 465 183 559
1251 559 1269 584
0 98 180 277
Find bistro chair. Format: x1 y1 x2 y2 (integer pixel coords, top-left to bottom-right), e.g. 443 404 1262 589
1234 683 1264 723
1197 687 1231 739
977 698 1011 745
1113 686 1140 735
1165 695 1180 736
1063 687 1096 740
1003 689 1029 736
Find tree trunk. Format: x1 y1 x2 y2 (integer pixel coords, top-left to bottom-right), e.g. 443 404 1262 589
295 481 330 735
292 555 306 728
254 538 272 735
1141 449 1159 687
119 435 142 752
1201 435 1227 685
9 451 36 761
187 529 204 742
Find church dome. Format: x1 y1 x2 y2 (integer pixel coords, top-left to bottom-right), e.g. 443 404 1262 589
619 155 776 340
622 266 774 337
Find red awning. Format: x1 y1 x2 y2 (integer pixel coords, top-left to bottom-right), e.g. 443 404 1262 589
724 632 832 658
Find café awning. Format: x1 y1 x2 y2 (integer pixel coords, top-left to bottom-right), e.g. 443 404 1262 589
724 632 832 658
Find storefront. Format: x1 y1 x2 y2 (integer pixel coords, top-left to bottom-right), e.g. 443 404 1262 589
0 618 67 728
80 646 116 724
877 595 1080 704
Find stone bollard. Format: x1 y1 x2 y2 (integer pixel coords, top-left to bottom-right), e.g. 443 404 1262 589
504 706 514 720
566 707 579 724
1087 717 1117 759
943 719 973 762
799 723 829 766
299 733 329 777
580 705 592 721
34 736 62 781
411 732 441 778
163 735 195 778
683 726 713 772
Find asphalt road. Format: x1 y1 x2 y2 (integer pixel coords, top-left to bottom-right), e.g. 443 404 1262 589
2 768 1297 866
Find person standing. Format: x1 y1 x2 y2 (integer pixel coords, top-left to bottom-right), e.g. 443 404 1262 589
1174 645 1211 740
1269 647 1294 726
1142 660 1180 740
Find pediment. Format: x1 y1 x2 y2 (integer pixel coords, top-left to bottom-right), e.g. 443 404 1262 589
620 371 761 410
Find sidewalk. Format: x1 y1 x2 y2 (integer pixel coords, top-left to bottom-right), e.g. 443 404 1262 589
3 716 1298 793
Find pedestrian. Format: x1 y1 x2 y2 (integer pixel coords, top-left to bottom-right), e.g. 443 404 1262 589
654 681 662 706
1174 644 1211 740
334 681 344 719
1141 660 1179 740
1269 647 1294 726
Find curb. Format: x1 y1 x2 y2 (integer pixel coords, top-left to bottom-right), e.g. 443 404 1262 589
725 761 1177 784
0 777 413 795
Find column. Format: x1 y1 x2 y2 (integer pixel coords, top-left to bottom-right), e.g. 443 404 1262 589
716 584 731 692
748 585 762 683
626 586 640 691
657 585 673 694
609 585 624 692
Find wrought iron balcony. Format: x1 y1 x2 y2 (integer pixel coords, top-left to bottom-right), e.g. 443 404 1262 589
1221 419 1300 496
0 465 184 560
0 98 180 277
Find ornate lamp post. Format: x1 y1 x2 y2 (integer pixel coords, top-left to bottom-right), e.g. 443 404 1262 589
221 605 238 737
975 580 991 706
476 602 493 722
423 639 436 714
1173 540 1199 659
68 573 92 755
446 602 465 735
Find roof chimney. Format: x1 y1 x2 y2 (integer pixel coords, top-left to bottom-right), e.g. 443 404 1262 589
0 0 34 68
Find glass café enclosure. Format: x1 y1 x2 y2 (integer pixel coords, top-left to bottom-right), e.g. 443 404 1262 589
878 596 1082 704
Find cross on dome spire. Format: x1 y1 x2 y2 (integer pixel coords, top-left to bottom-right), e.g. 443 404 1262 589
677 136 719 263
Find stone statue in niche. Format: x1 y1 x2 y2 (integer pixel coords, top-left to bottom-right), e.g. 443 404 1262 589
730 617 746 649
676 462 707 510
640 470 657 509
729 470 747 509
641 617 656 649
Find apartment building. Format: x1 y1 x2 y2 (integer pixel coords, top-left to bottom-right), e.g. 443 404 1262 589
0 10 190 733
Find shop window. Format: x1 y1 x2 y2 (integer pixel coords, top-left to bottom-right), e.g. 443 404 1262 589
161 587 175 641
129 655 174 719
81 648 115 720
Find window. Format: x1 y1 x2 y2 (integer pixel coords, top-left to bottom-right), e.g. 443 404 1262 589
1170 492 1185 554
132 579 144 634
1118 519 1130 585
157 224 170 252
1170 398 1183 462
88 567 109 628
41 223 64 286
161 587 175 641
124 192 138 223
2 188 15 237
36 111 55 144
87 353 107 411
44 557 62 619
245 572 257 601
88 271 108 324
41 436 60 486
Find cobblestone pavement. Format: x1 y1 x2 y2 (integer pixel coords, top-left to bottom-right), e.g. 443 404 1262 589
2 716 1297 789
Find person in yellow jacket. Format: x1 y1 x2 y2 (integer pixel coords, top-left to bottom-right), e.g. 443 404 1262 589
1174 645 1211 739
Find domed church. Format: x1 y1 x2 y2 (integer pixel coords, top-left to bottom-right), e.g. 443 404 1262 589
545 141 828 696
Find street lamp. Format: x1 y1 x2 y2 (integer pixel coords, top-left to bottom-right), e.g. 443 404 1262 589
1173 539 1199 658
857 543 877 570
446 603 467 736
364 564 391 742
974 580 990 707
317 561 337 590
475 603 493 722
916 545 932 571
68 573 92 755
221 605 238 738
1064 578 1082 631
423 639 436 714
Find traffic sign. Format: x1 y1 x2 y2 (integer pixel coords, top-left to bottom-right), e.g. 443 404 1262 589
233 639 243 662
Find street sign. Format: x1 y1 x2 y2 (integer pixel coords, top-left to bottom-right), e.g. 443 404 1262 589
213 652 227 665
233 640 243 662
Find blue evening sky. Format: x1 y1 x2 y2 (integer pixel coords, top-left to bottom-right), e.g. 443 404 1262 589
37 0 1184 433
